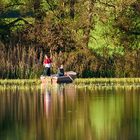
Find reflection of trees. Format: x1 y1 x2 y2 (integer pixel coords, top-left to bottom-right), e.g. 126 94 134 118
89 88 140 140
0 87 140 140
0 87 41 140
117 89 140 140
89 89 124 140
42 84 93 140
0 85 93 140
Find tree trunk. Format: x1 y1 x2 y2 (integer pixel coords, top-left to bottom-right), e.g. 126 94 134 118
82 0 95 48
70 0 75 19
33 0 42 23
59 0 65 18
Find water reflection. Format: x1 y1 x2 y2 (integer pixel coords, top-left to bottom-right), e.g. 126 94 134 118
0 86 140 140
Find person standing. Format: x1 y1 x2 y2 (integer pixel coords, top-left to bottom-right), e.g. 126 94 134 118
43 54 52 76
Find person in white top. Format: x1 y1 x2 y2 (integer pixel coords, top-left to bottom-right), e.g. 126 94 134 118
43 54 52 76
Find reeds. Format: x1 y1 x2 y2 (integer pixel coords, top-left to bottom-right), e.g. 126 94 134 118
0 42 44 79
1 78 140 87
0 79 41 86
1 41 140 78
74 78 140 86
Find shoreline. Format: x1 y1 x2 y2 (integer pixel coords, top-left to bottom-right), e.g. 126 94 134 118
0 78 140 86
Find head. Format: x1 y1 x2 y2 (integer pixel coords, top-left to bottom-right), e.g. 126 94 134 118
60 64 63 69
45 54 50 59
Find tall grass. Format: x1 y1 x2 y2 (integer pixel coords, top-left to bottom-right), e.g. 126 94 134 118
1 78 140 86
0 41 140 79
74 78 140 86
0 79 41 86
0 42 44 79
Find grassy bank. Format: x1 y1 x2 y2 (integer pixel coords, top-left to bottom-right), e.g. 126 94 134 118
75 78 140 86
1 78 140 86
0 79 41 86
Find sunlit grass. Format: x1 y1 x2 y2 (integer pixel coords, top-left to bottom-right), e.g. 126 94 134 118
76 84 140 91
0 79 41 86
74 78 140 86
1 78 140 89
0 79 41 91
0 85 41 91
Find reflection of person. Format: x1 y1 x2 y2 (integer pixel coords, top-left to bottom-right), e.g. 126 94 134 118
44 89 51 118
43 54 52 76
57 64 64 77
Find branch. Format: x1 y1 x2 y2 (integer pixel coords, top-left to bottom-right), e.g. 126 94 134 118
45 0 61 19
0 3 26 15
118 26 140 35
128 30 140 35
1 18 33 29
98 0 115 8
4 3 26 9
45 0 54 10
70 0 75 19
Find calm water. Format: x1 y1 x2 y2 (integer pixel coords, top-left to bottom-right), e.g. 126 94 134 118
0 84 140 140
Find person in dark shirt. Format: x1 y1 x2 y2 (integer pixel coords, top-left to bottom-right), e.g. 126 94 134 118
57 64 64 77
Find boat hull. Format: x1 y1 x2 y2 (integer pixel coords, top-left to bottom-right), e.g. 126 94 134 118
40 71 76 84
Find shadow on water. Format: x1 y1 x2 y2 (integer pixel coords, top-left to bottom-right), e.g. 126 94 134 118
0 84 140 140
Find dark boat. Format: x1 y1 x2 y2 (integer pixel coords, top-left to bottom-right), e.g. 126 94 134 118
40 71 77 84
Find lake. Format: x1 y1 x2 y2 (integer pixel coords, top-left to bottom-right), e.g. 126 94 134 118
0 84 140 140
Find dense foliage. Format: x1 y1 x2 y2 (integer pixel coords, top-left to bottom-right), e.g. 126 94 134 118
0 0 140 78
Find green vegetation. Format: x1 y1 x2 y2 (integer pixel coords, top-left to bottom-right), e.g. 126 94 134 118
74 78 140 89
1 78 140 87
0 79 41 86
75 78 140 85
0 0 140 78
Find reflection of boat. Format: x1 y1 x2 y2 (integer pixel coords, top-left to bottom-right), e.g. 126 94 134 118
40 71 77 84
